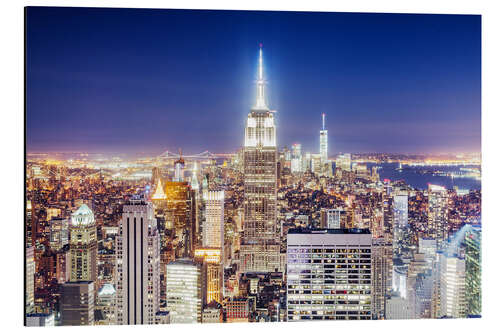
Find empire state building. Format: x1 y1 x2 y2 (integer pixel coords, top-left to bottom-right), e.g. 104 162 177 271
240 45 280 273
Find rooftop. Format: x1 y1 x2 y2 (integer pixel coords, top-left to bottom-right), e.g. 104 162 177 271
288 228 371 235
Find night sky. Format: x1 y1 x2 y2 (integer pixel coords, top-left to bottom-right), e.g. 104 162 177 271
26 7 481 155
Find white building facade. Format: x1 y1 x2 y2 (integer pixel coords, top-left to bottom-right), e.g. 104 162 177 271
116 198 161 325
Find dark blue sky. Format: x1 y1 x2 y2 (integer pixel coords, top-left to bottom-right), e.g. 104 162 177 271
26 7 481 155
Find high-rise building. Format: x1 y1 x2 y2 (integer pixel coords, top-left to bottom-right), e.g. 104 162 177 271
336 153 351 172
372 237 393 319
116 198 161 325
319 113 328 163
166 259 203 323
164 181 197 257
418 238 437 262
406 253 433 319
26 200 34 247
202 305 223 323
194 248 223 304
286 228 372 321
311 153 323 175
320 208 343 229
291 143 302 173
225 297 251 323
202 191 224 250
303 152 312 172
151 167 161 188
427 184 449 248
26 246 35 315
393 194 408 256
385 295 413 319
50 217 69 251
386 295 411 320
61 281 95 326
26 313 55 327
56 251 70 284
190 162 200 191
174 153 185 182
69 204 97 282
438 253 466 318
464 226 481 316
95 284 117 325
151 178 167 201
241 45 280 273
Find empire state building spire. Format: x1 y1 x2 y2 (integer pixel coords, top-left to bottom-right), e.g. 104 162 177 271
254 43 268 110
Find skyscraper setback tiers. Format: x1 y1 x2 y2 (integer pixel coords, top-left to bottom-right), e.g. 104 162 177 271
240 45 280 273
25 45 482 326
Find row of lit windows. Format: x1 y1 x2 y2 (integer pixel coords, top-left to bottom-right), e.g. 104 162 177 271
288 268 370 274
288 248 371 253
287 290 371 295
288 284 371 290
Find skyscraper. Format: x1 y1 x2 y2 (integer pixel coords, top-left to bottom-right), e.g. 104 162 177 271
202 190 224 250
372 237 393 319
464 226 481 316
61 281 95 326
319 113 328 163
26 246 35 315
291 143 302 173
151 178 167 201
393 194 408 256
320 208 343 229
190 162 200 191
116 197 161 325
164 181 197 257
166 259 203 323
69 204 97 282
286 228 372 321
49 217 69 251
427 184 449 248
174 152 185 182
240 45 280 273
336 153 351 172
194 248 223 304
438 253 466 318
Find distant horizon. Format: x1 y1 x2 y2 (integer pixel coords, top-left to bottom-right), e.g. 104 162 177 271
26 8 481 155
25 149 481 157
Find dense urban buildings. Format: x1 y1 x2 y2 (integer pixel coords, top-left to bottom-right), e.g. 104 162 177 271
25 44 482 326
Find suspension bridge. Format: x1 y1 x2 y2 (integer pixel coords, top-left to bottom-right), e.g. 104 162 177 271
156 150 234 160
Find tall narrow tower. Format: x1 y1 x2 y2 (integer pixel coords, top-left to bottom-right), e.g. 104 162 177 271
240 44 280 273
69 204 97 282
116 197 161 325
319 113 328 163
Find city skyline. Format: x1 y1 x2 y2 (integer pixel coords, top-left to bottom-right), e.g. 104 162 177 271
25 7 482 326
26 8 481 155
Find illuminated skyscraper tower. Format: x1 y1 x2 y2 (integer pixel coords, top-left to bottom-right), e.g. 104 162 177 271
291 143 302 173
464 226 481 316
240 45 280 273
174 150 185 182
69 204 97 282
427 184 449 248
116 197 161 325
190 162 200 191
319 113 328 163
202 190 224 250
